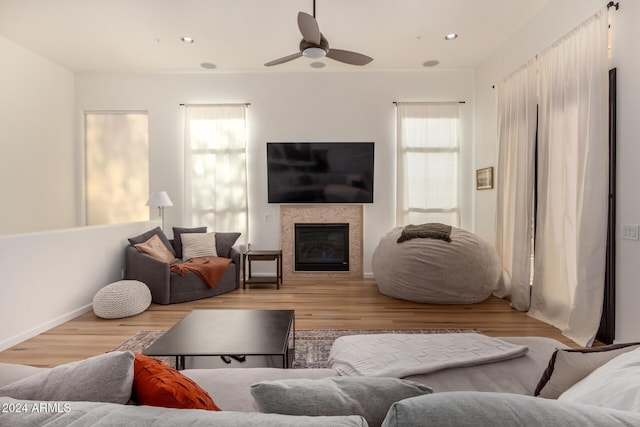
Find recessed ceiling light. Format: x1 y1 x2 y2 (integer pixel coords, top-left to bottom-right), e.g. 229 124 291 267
422 60 440 67
181 36 194 43
445 33 458 41
200 62 217 70
310 61 326 69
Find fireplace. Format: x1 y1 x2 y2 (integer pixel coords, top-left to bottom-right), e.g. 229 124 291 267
294 223 349 271
281 205 362 278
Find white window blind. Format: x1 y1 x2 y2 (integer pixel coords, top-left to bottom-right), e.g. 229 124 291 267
184 104 248 241
396 102 460 227
85 111 149 226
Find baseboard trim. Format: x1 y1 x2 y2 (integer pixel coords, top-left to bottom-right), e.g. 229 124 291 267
0 304 93 352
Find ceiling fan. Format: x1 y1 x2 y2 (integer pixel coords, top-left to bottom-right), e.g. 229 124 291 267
264 1 373 67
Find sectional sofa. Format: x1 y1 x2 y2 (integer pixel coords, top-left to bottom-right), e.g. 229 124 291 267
1 336 640 426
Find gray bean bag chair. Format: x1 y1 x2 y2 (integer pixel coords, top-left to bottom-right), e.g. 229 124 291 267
372 226 501 304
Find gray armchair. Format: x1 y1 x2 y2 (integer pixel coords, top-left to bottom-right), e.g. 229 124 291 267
125 229 241 304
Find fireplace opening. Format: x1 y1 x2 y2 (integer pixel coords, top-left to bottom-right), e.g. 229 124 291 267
295 223 349 271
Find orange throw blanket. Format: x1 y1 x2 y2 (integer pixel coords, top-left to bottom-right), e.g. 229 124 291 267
170 256 232 288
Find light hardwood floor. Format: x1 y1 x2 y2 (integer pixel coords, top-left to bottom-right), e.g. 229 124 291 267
0 278 577 367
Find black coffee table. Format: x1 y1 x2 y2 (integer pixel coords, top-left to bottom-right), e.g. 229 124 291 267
143 309 295 370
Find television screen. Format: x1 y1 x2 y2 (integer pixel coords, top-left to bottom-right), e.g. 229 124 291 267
267 142 374 203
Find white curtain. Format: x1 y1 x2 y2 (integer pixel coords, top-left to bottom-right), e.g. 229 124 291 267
528 9 609 346
494 60 538 311
184 104 248 243
396 102 460 227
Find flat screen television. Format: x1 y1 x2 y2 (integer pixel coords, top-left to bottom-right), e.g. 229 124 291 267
267 142 374 203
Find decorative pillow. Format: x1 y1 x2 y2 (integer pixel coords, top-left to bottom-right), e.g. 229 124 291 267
172 226 207 259
134 234 180 264
181 232 218 260
250 376 432 427
558 346 640 412
215 232 241 258
128 227 176 257
535 342 640 398
0 351 134 404
132 354 220 411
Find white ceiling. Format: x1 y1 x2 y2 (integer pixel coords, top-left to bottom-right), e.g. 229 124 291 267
0 0 552 73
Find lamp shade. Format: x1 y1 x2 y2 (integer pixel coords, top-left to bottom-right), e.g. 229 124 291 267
146 191 173 207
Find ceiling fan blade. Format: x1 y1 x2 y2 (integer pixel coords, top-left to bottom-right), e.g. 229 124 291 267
298 12 321 45
326 49 373 66
264 52 303 67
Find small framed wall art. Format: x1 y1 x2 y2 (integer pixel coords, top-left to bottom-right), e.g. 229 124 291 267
476 167 494 190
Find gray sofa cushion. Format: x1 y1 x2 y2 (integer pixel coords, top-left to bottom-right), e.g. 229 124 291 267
0 363 44 388
215 232 241 258
128 227 176 257
0 351 134 404
251 376 432 427
381 392 640 427
184 367 338 412
0 397 368 427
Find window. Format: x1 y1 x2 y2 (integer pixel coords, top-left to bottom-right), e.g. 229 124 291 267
396 102 460 226
84 112 149 226
183 104 248 240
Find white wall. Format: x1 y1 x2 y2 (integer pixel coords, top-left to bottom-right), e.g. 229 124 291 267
474 0 640 342
75 70 475 275
0 35 76 235
0 221 158 351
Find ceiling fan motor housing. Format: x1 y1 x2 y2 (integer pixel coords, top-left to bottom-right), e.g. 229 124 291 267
300 34 329 57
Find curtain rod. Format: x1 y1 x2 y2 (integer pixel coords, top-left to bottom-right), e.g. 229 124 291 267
179 103 251 106
393 101 465 105
493 3 618 89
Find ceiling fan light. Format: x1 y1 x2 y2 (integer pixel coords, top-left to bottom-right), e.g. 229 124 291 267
302 47 326 58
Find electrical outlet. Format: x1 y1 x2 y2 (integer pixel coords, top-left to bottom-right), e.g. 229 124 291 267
622 224 639 240
265 212 271 223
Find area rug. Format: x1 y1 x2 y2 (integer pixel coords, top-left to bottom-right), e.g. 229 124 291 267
114 328 478 369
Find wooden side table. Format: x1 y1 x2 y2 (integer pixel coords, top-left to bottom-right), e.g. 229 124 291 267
242 249 283 289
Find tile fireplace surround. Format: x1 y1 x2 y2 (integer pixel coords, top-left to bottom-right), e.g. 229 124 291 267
280 205 363 279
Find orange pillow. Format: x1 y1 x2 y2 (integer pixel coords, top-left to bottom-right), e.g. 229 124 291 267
132 353 220 411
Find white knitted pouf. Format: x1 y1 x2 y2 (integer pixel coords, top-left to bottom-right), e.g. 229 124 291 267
93 280 152 319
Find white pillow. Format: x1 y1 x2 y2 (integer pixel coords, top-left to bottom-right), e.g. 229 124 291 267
181 232 217 260
558 346 640 412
